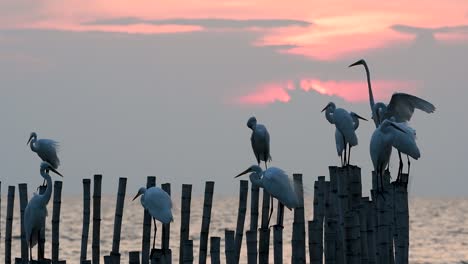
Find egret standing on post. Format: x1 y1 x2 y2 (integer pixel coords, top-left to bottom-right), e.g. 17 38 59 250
133 186 173 254
322 102 367 166
27 132 60 185
247 117 271 169
24 162 63 262
235 165 299 226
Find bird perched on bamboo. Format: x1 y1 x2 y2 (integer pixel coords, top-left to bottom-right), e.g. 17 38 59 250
247 117 271 169
235 165 299 226
24 162 63 262
133 186 173 253
322 102 367 166
27 132 60 186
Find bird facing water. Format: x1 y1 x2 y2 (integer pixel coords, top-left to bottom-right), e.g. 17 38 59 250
247 117 271 169
27 132 60 185
24 162 63 261
322 102 367 166
133 186 173 251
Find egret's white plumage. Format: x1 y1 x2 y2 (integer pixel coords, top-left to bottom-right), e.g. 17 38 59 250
235 165 299 225
247 117 271 168
24 162 63 261
28 132 60 170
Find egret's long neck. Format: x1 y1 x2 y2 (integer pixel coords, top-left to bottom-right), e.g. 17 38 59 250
29 137 38 152
325 107 335 124
362 61 375 111
40 169 53 206
140 192 146 208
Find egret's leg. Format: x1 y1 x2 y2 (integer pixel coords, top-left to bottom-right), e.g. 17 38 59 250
340 155 343 167
152 218 157 250
407 155 411 176
29 236 33 261
265 160 268 170
267 196 274 227
343 137 347 166
348 145 352 166
397 151 403 182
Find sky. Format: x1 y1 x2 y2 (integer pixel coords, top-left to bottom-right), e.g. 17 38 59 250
0 0 467 197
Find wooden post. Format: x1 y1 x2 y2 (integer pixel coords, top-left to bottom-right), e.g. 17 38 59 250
329 168 345 264
198 181 214 264
142 176 156 264
291 174 306 264
161 183 172 264
324 218 337 264
92 174 102 264
359 197 369 264
37 185 47 260
367 195 377 264
393 174 409 264
5 186 15 264
373 171 392 264
344 211 361 264
51 181 63 263
210 237 221 264
103 256 111 264
245 231 257 264
224 230 235 264
179 184 192 264
18 183 29 262
80 179 91 262
309 220 323 264
273 202 285 264
110 177 127 263
182 240 193 264
258 189 270 264
234 180 249 263
129 252 140 264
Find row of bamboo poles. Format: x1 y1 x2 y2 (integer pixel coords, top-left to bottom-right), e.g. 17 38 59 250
1 165 409 264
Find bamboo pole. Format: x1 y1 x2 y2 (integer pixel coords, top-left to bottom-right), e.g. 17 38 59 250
393 174 409 264
52 181 63 263
18 183 29 262
359 197 369 264
210 237 221 264
142 176 156 264
234 180 249 263
110 177 127 263
129 252 140 264
344 211 361 264
38 185 47 260
182 240 193 264
161 183 172 264
92 175 102 264
329 168 345 264
367 194 377 264
308 220 322 264
273 202 285 264
324 218 337 264
81 179 91 262
291 174 306 264
104 256 111 264
245 231 257 264
258 189 270 264
198 181 215 264
179 184 192 264
224 230 235 264
250 183 260 231
5 185 15 264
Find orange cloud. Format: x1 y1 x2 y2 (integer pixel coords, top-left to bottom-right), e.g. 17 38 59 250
236 78 418 105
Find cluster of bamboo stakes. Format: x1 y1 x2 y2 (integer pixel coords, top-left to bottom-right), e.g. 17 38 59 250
0 165 409 264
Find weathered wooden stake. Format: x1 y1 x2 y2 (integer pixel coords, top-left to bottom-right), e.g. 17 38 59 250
18 183 29 262
92 174 102 264
210 237 221 264
52 181 63 263
308 220 322 264
359 197 370 264
129 252 140 264
5 186 15 264
198 181 215 264
224 230 236 264
38 185 47 260
329 168 345 264
80 179 91 262
161 183 172 263
393 174 409 264
324 218 337 264
234 180 249 263
258 190 270 264
245 231 257 264
291 174 306 264
248 183 260 264
273 202 284 264
110 177 127 263
179 184 192 264
142 176 156 264
182 240 193 264
344 210 361 264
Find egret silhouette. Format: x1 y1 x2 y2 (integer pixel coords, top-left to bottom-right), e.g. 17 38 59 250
27 132 60 186
247 117 271 169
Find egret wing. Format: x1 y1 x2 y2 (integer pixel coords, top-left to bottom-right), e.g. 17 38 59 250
263 168 298 209
251 124 271 162
144 187 173 224
36 139 60 169
385 93 435 122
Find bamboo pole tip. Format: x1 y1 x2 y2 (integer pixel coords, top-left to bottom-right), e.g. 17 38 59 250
82 179 91 184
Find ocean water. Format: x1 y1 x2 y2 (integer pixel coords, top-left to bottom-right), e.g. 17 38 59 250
0 195 467 263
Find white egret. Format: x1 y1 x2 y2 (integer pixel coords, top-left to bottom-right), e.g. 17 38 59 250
370 120 408 191
133 186 173 252
247 117 271 169
235 165 299 226
322 103 367 166
389 119 420 182
27 132 60 185
24 162 63 261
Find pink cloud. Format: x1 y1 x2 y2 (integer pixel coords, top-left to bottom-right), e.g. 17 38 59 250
236 78 418 105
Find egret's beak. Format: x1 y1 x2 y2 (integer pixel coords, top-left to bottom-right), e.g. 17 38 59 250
390 123 407 134
321 104 330 113
50 168 63 177
355 113 368 121
349 59 364 67
27 135 33 145
132 191 142 201
235 167 252 178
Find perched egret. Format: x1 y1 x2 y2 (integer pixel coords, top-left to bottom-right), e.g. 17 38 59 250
370 120 408 190
27 132 60 185
24 162 63 261
235 165 299 226
133 186 173 251
247 117 271 169
388 119 420 182
322 102 367 166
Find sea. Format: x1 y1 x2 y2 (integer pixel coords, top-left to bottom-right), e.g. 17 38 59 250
0 195 467 263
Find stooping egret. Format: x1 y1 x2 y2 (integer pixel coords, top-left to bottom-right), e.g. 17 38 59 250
24 162 63 261
133 186 173 252
235 165 299 226
322 102 367 166
247 117 272 169
27 132 60 185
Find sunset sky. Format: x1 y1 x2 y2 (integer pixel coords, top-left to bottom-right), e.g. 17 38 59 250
1 0 467 196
